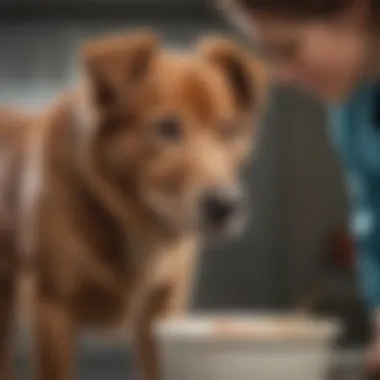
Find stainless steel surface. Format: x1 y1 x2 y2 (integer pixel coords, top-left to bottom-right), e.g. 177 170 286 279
16 343 367 380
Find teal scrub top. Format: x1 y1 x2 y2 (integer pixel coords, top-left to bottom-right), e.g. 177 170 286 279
329 81 380 310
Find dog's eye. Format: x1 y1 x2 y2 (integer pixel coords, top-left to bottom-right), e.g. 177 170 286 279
155 117 182 141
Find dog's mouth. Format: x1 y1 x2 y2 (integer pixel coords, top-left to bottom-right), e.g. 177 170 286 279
142 187 248 237
145 202 247 238
198 187 248 238
201 207 248 239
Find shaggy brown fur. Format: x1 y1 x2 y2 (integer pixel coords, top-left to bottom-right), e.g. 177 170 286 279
0 31 267 380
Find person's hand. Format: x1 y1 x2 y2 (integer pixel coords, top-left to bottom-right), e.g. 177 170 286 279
366 313 380 377
366 340 380 375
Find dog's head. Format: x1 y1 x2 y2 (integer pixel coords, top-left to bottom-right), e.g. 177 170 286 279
80 31 267 237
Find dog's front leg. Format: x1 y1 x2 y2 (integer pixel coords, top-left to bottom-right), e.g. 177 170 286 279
0 273 17 380
133 277 194 380
133 240 198 380
33 293 76 380
133 284 174 380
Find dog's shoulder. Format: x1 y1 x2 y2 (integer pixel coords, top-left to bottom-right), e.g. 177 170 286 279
31 95 134 299
0 108 32 226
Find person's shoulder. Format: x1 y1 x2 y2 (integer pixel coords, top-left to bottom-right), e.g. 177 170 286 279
324 93 360 155
326 82 370 129
326 103 346 128
325 101 351 146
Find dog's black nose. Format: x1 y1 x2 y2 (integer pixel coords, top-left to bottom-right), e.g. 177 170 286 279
201 191 238 227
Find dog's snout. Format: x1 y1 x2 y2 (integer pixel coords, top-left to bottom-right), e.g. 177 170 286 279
201 190 240 227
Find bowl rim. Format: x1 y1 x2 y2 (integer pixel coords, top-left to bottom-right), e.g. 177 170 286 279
154 311 341 343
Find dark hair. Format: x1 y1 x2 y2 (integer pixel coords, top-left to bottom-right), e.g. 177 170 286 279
230 0 379 21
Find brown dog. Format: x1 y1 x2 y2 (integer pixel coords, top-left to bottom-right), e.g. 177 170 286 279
0 31 267 380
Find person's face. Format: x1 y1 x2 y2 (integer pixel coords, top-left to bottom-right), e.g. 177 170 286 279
247 10 370 102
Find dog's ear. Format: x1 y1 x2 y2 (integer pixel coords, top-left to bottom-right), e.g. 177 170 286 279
198 37 267 112
82 32 159 108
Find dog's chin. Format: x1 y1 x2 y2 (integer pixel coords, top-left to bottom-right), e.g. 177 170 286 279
203 212 248 241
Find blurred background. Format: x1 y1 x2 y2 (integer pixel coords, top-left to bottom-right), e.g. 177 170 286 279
0 0 371 378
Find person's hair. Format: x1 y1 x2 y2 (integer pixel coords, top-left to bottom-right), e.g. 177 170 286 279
222 0 379 22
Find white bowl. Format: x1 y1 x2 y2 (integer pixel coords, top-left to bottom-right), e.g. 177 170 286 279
155 313 341 380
